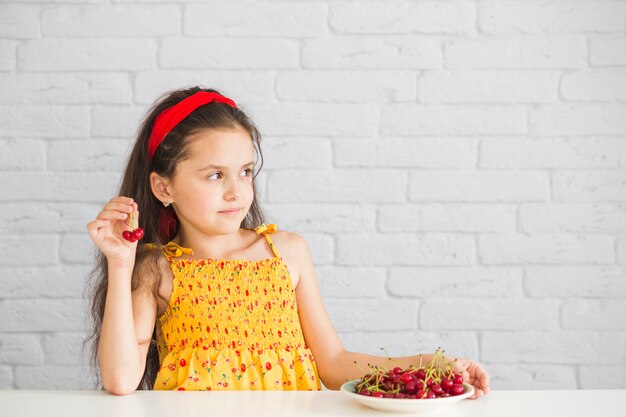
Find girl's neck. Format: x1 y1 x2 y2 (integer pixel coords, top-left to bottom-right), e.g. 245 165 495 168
174 227 251 259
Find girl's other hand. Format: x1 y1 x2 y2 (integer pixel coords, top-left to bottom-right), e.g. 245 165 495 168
453 358 490 399
87 197 139 264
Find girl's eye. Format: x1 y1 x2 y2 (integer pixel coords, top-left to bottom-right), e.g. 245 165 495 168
207 169 252 180
208 172 222 180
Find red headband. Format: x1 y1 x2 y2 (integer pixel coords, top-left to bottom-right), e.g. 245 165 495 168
147 91 237 161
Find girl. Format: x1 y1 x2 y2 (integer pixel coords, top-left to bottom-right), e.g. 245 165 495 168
85 87 490 397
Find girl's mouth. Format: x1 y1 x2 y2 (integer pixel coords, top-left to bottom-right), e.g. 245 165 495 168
218 208 241 216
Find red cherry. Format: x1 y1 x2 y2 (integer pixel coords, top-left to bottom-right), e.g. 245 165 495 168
265 362 272 371
404 380 416 393
400 372 413 384
416 369 426 380
371 392 384 398
441 377 454 392
122 230 133 242
131 227 144 241
451 384 465 396
392 367 403 375
453 373 464 385
179 359 187 367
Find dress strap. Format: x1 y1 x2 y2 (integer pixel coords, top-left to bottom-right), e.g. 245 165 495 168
254 223 281 258
144 241 194 262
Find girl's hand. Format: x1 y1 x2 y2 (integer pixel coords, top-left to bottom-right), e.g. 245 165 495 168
453 358 490 399
87 197 139 264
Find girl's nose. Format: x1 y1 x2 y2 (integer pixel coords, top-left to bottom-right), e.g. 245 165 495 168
224 177 241 199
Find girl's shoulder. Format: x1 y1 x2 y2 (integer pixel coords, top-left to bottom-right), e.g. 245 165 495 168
270 229 311 263
135 247 173 285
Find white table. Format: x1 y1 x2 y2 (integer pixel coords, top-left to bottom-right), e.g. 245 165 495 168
1 389 624 417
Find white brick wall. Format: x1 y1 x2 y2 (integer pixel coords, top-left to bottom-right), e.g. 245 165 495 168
0 0 624 391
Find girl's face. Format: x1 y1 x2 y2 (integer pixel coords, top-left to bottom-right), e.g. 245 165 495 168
166 126 255 237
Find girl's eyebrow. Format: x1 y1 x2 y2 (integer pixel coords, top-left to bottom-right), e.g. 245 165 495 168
198 161 255 171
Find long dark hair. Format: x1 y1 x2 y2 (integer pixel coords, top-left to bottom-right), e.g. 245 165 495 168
82 86 267 390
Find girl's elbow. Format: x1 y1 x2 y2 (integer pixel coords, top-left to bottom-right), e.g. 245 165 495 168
318 371 342 391
102 378 138 396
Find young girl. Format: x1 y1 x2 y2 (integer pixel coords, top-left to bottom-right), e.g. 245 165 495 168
85 87 490 397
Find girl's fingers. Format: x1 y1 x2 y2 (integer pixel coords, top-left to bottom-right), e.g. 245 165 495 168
97 210 129 221
103 202 134 213
87 219 110 239
109 196 134 205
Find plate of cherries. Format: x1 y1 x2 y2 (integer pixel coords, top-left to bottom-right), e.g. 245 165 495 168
340 348 474 413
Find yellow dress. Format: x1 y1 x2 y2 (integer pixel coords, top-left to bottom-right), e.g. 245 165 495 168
150 223 322 391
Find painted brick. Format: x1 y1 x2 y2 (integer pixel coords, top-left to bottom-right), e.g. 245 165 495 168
562 300 626 330
389 266 523 298
302 37 442 69
134 70 275 104
264 203 376 233
382 105 527 136
0 73 131 105
479 234 614 265
521 203 626 233
335 138 477 168
479 1 626 34
277 70 417 102
482 331 623 364
553 171 626 202
0 5 40 39
379 204 516 232
326 298 419 332
18 39 157 71
185 3 327 37
330 1 476 35
590 37 626 66
481 137 626 169
445 37 587 69
525 266 626 298
268 169 406 203
421 299 559 330
0 139 45 170
160 37 299 69
408 171 549 202
561 71 626 102
420 70 559 103
0 299 88 332
336 234 475 266
41 5 181 37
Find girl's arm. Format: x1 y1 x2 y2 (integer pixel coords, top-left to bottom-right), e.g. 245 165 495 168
288 233 471 391
87 197 157 395
289 233 430 389
98 260 158 395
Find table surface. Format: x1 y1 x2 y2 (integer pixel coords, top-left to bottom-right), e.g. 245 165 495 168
1 389 625 417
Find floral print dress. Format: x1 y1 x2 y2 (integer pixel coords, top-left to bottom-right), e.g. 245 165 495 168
149 223 322 391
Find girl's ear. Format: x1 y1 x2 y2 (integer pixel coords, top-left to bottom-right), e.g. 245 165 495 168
150 172 174 204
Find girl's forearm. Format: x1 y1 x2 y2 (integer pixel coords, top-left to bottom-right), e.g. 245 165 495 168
321 350 436 390
97 262 143 395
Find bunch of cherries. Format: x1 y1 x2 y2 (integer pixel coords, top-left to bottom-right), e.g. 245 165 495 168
122 208 144 243
354 348 466 399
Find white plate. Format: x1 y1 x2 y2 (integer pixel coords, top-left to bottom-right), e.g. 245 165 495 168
340 379 474 413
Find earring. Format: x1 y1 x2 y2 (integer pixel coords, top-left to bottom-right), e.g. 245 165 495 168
163 200 171 207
